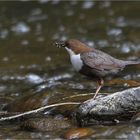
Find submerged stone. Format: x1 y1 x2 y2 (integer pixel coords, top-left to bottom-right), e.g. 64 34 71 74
21 116 72 131
63 127 94 139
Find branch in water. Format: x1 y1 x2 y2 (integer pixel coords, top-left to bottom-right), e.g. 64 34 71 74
0 102 80 121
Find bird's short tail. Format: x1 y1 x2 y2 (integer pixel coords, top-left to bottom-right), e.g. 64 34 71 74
125 60 140 65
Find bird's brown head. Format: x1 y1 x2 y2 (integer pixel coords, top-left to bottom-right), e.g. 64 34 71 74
56 39 93 54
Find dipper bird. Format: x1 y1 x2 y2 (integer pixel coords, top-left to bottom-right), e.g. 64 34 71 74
56 39 140 99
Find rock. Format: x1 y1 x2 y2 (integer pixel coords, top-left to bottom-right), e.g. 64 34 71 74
21 116 72 132
63 127 94 139
76 86 140 125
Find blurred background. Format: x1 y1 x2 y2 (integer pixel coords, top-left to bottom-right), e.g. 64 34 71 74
0 1 140 139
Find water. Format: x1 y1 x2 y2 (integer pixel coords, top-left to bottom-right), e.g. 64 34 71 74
0 1 140 139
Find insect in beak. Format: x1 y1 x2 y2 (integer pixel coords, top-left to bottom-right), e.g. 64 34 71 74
55 41 66 48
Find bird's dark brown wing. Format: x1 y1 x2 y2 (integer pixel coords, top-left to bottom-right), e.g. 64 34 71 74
80 50 125 76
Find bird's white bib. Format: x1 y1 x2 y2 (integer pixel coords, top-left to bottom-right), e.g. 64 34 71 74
65 47 83 71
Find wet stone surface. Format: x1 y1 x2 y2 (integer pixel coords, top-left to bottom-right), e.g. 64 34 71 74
63 127 94 139
0 1 140 139
21 116 72 132
76 86 140 126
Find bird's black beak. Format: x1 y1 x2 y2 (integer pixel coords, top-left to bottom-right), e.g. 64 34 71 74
55 41 66 48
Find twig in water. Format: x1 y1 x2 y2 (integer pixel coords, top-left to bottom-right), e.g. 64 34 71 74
0 102 80 121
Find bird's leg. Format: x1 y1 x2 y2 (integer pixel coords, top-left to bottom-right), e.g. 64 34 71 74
93 78 104 100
